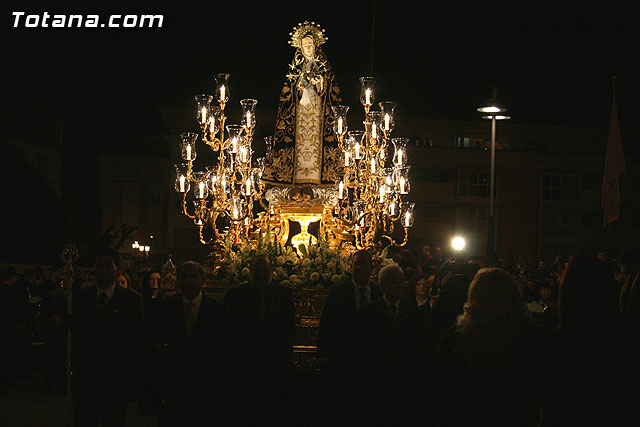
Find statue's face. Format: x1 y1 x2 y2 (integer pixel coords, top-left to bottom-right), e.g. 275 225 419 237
301 36 315 58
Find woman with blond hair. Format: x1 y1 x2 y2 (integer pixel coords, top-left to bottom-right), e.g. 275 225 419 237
435 268 539 426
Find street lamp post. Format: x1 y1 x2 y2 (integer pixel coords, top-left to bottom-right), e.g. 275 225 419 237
477 87 510 264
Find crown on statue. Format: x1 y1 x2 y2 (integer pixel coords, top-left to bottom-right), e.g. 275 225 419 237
289 21 327 49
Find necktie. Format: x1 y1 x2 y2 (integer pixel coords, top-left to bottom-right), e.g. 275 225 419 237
388 304 397 321
358 287 367 310
97 293 108 319
185 302 196 338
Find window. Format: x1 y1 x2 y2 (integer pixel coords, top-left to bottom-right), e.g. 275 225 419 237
412 168 455 184
540 208 579 238
541 173 580 202
456 206 487 235
459 172 495 198
455 136 484 149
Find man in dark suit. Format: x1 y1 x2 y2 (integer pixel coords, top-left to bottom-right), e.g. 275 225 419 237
223 254 295 423
317 249 382 371
358 263 425 423
154 260 232 426
71 249 144 426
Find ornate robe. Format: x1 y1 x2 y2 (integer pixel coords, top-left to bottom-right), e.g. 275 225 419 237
263 50 343 185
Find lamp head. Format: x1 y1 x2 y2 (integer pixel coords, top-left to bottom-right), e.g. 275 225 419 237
451 236 466 252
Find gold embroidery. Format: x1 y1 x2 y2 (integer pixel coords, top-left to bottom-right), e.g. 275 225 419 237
264 147 294 183
322 146 343 183
294 85 322 184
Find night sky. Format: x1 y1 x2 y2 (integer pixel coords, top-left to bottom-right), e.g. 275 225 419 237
4 2 639 143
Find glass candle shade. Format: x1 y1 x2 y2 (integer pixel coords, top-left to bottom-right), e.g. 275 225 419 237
403 202 415 227
240 98 258 129
215 73 230 103
331 105 349 137
379 101 397 132
395 166 411 195
180 132 198 161
195 94 213 125
174 163 191 193
392 138 409 167
192 172 209 199
226 125 244 154
348 131 365 160
359 77 376 107
367 111 381 141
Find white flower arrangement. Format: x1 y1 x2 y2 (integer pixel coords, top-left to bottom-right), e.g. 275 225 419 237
219 229 393 289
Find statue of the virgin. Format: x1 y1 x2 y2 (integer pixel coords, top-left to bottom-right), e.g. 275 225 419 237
263 21 343 185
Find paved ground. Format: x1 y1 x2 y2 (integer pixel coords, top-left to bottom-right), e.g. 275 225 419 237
0 373 158 427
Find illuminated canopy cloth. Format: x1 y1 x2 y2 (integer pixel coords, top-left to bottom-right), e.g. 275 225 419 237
263 22 343 185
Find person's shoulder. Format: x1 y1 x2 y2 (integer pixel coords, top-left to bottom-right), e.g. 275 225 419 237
203 293 229 310
73 285 96 301
223 283 250 303
328 279 353 294
271 282 293 295
360 297 385 314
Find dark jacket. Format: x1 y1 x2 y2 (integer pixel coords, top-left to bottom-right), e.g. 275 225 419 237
71 285 144 393
224 282 295 370
317 280 381 366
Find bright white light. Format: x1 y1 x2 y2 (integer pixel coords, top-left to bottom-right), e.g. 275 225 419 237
478 106 501 113
451 236 466 251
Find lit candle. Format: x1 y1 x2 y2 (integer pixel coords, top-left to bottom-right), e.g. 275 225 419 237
221 176 227 192
345 151 351 166
337 117 343 134
186 144 191 160
365 88 371 105
390 203 396 216
397 149 404 165
246 111 252 128
198 182 205 198
209 117 215 133
245 179 252 196
379 185 385 203
201 107 207 124
404 211 411 227
371 158 376 173
338 181 344 199
231 137 238 153
371 123 377 139
233 205 238 219
354 143 361 159
400 177 406 193
179 175 186 192
384 114 390 131
220 85 225 101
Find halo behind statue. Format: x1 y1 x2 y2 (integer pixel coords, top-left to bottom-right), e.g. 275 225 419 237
289 21 327 49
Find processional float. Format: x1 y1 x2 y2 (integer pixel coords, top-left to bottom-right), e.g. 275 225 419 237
173 21 415 267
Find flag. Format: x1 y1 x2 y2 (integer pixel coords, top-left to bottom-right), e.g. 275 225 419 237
601 92 625 228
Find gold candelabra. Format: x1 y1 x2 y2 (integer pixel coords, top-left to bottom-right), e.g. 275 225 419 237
174 73 267 260
174 74 415 255
331 77 415 251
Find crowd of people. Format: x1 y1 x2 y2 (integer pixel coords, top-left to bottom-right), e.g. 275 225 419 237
1 244 639 426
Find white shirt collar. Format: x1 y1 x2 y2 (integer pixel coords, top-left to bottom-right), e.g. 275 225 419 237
98 283 116 300
182 291 203 310
353 280 371 292
383 295 400 310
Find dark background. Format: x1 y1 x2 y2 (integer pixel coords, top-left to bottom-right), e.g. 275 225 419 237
2 1 638 263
